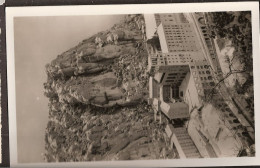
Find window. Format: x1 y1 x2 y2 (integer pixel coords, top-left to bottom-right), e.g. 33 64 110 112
210 82 215 86
180 91 184 97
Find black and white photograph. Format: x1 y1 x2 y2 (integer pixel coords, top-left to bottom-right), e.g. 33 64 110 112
6 2 260 167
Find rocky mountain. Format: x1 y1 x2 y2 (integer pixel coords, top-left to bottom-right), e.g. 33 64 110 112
43 14 176 162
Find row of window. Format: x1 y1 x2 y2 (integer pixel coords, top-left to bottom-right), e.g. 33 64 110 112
168 61 187 63
168 45 196 49
167 56 192 60
198 70 211 75
167 42 197 45
168 47 198 52
194 75 212 82
167 42 197 46
190 65 209 69
166 35 186 38
200 76 213 81
167 33 185 35
165 31 194 34
167 58 192 62
167 39 196 43
165 32 194 36
167 38 185 41
166 53 192 56
167 36 196 41
166 36 196 40
167 57 180 60
164 24 191 28
164 28 192 32
164 27 191 30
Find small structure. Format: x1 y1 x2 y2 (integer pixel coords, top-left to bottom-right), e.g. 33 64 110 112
161 102 189 120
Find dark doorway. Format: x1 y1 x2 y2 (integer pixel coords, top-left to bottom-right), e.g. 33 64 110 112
172 86 179 100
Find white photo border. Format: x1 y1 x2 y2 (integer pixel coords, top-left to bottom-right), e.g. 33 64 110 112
6 2 260 167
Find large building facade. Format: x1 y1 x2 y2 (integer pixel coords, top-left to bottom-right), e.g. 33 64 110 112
157 13 202 54
146 13 248 159
147 13 213 113
146 13 242 158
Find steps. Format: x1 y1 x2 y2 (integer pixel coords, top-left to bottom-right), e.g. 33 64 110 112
174 127 201 158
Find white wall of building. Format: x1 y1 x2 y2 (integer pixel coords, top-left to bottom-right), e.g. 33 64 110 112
149 77 154 98
144 14 157 40
157 24 169 53
179 72 201 111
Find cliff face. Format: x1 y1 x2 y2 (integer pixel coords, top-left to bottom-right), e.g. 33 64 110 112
43 15 176 162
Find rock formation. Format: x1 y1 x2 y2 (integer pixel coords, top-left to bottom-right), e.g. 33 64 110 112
43 14 176 162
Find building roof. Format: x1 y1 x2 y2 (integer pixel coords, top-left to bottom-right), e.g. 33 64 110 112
154 72 164 83
160 101 189 119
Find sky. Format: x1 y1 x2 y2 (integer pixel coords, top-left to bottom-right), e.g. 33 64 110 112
14 15 124 163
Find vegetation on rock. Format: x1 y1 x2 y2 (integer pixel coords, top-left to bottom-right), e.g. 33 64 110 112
43 14 176 162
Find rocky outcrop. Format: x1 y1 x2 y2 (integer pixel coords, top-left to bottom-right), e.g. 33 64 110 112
44 103 177 162
44 15 148 108
43 14 176 162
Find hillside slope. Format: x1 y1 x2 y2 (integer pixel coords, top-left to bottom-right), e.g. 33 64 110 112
43 14 176 162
